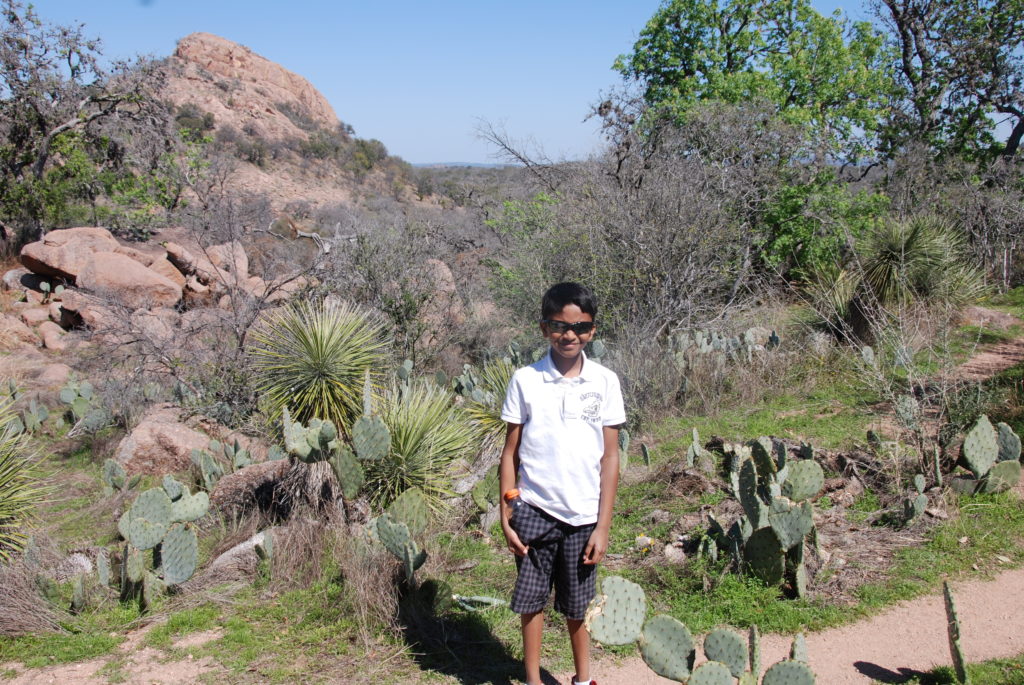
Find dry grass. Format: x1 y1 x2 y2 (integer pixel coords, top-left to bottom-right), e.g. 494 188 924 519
0 534 67 636
334 532 401 645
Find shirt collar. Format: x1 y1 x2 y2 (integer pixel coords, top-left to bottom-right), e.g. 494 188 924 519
540 349 595 383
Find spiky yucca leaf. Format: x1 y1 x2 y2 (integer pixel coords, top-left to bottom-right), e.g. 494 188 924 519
0 394 46 561
364 380 477 510
250 299 386 435
463 358 515 446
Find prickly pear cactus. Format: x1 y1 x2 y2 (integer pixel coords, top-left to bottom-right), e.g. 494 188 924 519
638 614 695 682
944 581 969 684
352 415 390 461
744 527 785 586
472 465 500 512
767 498 814 551
996 422 1021 463
739 459 766 529
790 633 809 663
376 514 426 581
780 460 824 503
688 661 733 685
329 445 364 499
160 524 198 585
387 487 429 537
762 660 816 685
960 415 998 479
703 628 747 677
980 459 1021 494
584 576 647 646
750 437 777 483
748 625 761 676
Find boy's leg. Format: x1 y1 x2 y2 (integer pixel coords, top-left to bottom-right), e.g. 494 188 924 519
522 611 544 685
567 617 590 683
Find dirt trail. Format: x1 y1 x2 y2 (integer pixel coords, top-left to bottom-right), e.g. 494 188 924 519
955 336 1024 381
570 566 1024 685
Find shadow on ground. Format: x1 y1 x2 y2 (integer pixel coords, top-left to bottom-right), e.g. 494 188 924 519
855 661 943 684
399 580 559 685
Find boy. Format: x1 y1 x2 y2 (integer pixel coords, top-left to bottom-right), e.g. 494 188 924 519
499 282 625 685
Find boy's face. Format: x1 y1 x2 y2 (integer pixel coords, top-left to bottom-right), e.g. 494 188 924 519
541 304 596 363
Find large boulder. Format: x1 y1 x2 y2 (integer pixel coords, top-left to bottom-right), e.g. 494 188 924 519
59 289 115 330
19 227 120 280
114 404 211 475
0 314 38 348
76 252 182 309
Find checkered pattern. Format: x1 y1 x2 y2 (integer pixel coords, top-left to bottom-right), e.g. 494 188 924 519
509 502 597 619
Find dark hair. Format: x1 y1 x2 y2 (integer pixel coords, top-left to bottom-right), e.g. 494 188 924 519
541 282 597 319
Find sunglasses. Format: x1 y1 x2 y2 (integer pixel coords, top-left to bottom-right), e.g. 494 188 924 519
542 319 596 335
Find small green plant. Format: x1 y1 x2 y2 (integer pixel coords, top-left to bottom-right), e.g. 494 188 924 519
0 393 45 561
38 281 64 304
21 399 48 433
949 416 1022 495
109 475 209 611
585 575 816 683
250 298 387 435
100 459 141 496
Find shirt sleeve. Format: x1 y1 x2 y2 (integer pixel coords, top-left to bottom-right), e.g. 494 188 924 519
602 372 627 426
500 370 527 424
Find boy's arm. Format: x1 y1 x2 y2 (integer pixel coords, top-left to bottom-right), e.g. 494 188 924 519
583 425 620 565
499 422 528 557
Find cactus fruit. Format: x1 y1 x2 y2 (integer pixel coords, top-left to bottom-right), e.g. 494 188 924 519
767 498 814 551
780 460 824 503
762 660 816 685
584 576 647 645
638 614 695 682
703 628 747 677
160 524 198 585
352 415 389 461
688 661 733 685
944 581 969 684
960 415 998 479
387 487 429 537
329 445 365 499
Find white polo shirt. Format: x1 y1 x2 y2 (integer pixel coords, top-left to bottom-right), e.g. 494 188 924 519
500 350 626 525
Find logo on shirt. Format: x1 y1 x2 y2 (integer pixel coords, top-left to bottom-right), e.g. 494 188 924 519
579 391 603 423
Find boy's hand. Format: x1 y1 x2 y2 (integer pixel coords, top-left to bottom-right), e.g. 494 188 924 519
501 519 529 557
583 526 609 565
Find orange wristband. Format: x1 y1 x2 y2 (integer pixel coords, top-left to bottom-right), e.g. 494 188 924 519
503 488 520 502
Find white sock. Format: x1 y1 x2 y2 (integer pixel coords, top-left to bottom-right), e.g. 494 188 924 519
574 679 591 685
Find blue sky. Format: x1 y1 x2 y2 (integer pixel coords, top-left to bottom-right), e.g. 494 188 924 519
34 0 855 164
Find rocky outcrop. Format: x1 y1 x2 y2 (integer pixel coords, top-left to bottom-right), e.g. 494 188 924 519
173 33 339 139
19 227 120 280
76 252 183 309
114 404 211 476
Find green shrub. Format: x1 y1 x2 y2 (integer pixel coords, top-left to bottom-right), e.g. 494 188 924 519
250 299 387 435
0 393 46 561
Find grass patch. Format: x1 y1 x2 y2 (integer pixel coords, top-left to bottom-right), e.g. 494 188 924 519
0 603 138 667
145 604 221 649
902 652 1024 684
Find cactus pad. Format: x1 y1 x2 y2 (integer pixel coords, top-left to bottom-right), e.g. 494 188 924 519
749 625 761 676
102 459 127 490
703 628 747 677
353 415 390 461
161 524 198 585
170 489 210 523
744 527 785 586
329 445 365 499
142 570 166 611
96 550 110 587
402 543 427 580
584 576 647 646
162 475 183 501
688 661 733 685
781 460 824 502
472 465 500 512
126 516 168 551
768 498 814 551
790 632 809 662
377 514 413 559
793 561 808 598
996 422 1021 462
125 546 145 583
944 581 967 685
913 473 926 494
638 614 695 682
388 487 430 537
739 458 766 529
130 488 173 527
960 414 997 479
762 660 816 685
751 437 777 482
950 475 980 495
980 459 1021 494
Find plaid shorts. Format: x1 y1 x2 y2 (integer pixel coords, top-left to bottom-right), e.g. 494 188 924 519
509 501 597 620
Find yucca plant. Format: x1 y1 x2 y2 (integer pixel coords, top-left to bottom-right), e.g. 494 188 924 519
250 298 387 436
364 379 478 510
463 357 516 446
809 216 986 340
0 393 45 562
